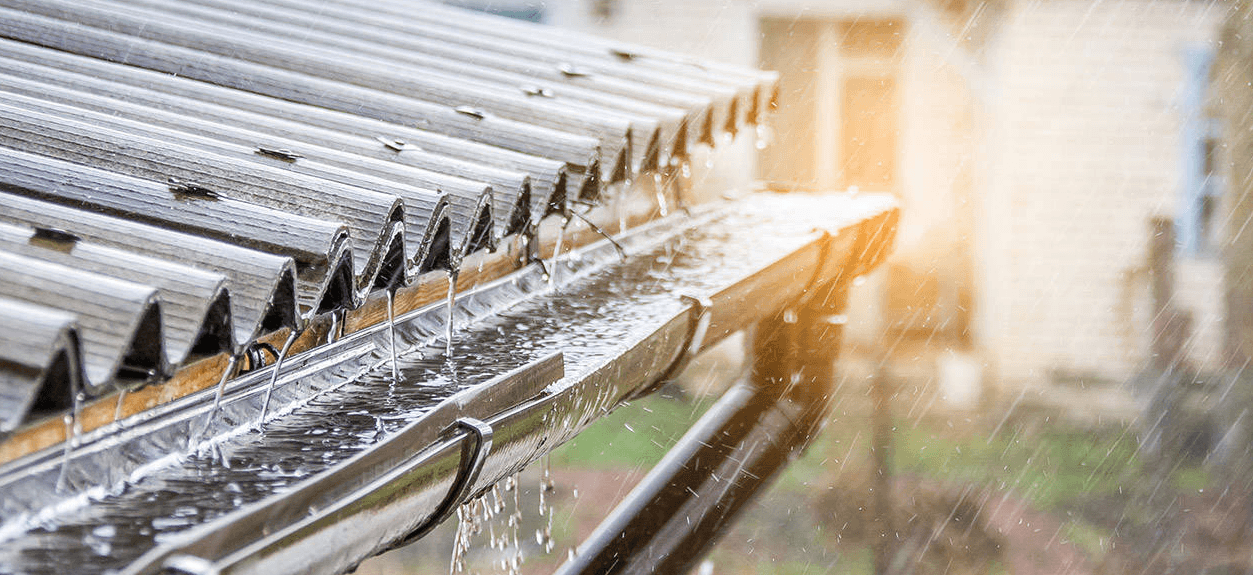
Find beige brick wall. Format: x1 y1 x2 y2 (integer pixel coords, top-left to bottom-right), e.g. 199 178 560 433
979 0 1227 387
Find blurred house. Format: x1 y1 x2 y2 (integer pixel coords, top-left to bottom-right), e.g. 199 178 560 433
462 0 1229 397
1216 0 1253 369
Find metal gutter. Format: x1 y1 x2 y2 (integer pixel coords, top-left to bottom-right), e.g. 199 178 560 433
0 193 897 575
559 208 900 575
133 194 894 575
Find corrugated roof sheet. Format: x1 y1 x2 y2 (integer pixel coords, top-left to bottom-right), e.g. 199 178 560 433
0 299 82 432
0 0 777 432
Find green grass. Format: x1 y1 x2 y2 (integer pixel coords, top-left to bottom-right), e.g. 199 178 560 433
551 394 1145 512
1171 466 1211 491
549 394 714 469
891 421 1142 510
546 394 1152 574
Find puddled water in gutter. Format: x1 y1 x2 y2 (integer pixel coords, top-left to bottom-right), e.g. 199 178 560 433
0 200 847 574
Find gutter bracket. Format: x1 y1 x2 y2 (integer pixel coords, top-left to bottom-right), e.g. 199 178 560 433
389 417 493 549
635 293 712 398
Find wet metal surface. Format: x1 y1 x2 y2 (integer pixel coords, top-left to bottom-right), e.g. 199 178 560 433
0 194 895 575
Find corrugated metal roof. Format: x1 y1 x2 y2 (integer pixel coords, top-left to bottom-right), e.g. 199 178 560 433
0 193 302 346
0 40 567 224
0 299 82 432
0 0 776 433
0 222 234 367
0 251 166 394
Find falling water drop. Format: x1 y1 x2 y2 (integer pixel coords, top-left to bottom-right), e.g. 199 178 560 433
258 328 301 429
445 272 458 358
653 172 669 217
451 497 485 574
549 217 569 288
755 123 770 150
386 290 401 384
537 454 555 554
506 472 523 573
681 161 692 180
618 179 631 233
113 389 127 425
191 354 240 450
55 412 74 493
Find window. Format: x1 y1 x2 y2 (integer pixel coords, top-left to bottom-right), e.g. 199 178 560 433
1179 46 1222 256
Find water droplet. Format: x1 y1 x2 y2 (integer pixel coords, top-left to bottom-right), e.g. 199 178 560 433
755 124 771 150
91 525 117 538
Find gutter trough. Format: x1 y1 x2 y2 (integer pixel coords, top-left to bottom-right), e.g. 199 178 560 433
0 192 897 575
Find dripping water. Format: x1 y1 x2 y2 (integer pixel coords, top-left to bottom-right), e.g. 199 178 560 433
327 310 341 345
653 172 669 217
618 178 631 234
536 454 554 554
451 498 484 573
445 272 458 358
677 161 693 212
549 216 569 287
54 390 86 493
112 389 127 425
387 290 401 385
571 210 627 262
506 473 523 574
258 329 301 429
190 354 240 450
54 414 73 494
